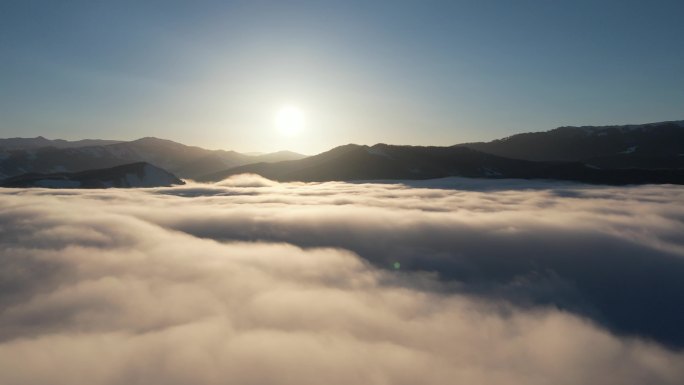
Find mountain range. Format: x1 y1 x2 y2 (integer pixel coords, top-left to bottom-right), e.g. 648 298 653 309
199 143 684 185
0 137 305 180
2 120 683 186
459 120 684 169
0 136 123 150
199 120 684 185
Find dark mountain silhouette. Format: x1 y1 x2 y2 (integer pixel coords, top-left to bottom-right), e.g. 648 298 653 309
459 120 684 169
0 137 305 180
199 143 684 185
3 120 682 183
1 162 184 188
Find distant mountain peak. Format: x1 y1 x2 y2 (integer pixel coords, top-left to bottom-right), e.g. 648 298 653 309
131 137 178 145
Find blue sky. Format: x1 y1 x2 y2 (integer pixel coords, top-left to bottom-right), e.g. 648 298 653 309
1 0 683 153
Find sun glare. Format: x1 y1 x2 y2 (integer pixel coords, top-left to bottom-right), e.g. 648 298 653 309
275 106 305 136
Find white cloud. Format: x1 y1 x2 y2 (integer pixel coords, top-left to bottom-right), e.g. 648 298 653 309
0 177 683 384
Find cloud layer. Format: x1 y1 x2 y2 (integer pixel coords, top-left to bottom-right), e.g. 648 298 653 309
0 175 683 384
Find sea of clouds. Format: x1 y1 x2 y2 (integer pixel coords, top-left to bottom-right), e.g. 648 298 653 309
1 175 683 385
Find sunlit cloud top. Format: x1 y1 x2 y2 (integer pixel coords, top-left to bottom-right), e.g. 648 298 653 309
1 177 684 383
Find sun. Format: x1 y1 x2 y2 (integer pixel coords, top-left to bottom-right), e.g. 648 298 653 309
275 106 305 136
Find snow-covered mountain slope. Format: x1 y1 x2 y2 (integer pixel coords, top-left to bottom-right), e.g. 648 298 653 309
0 162 184 188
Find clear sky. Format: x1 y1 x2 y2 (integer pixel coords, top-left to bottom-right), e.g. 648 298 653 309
1 0 683 154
